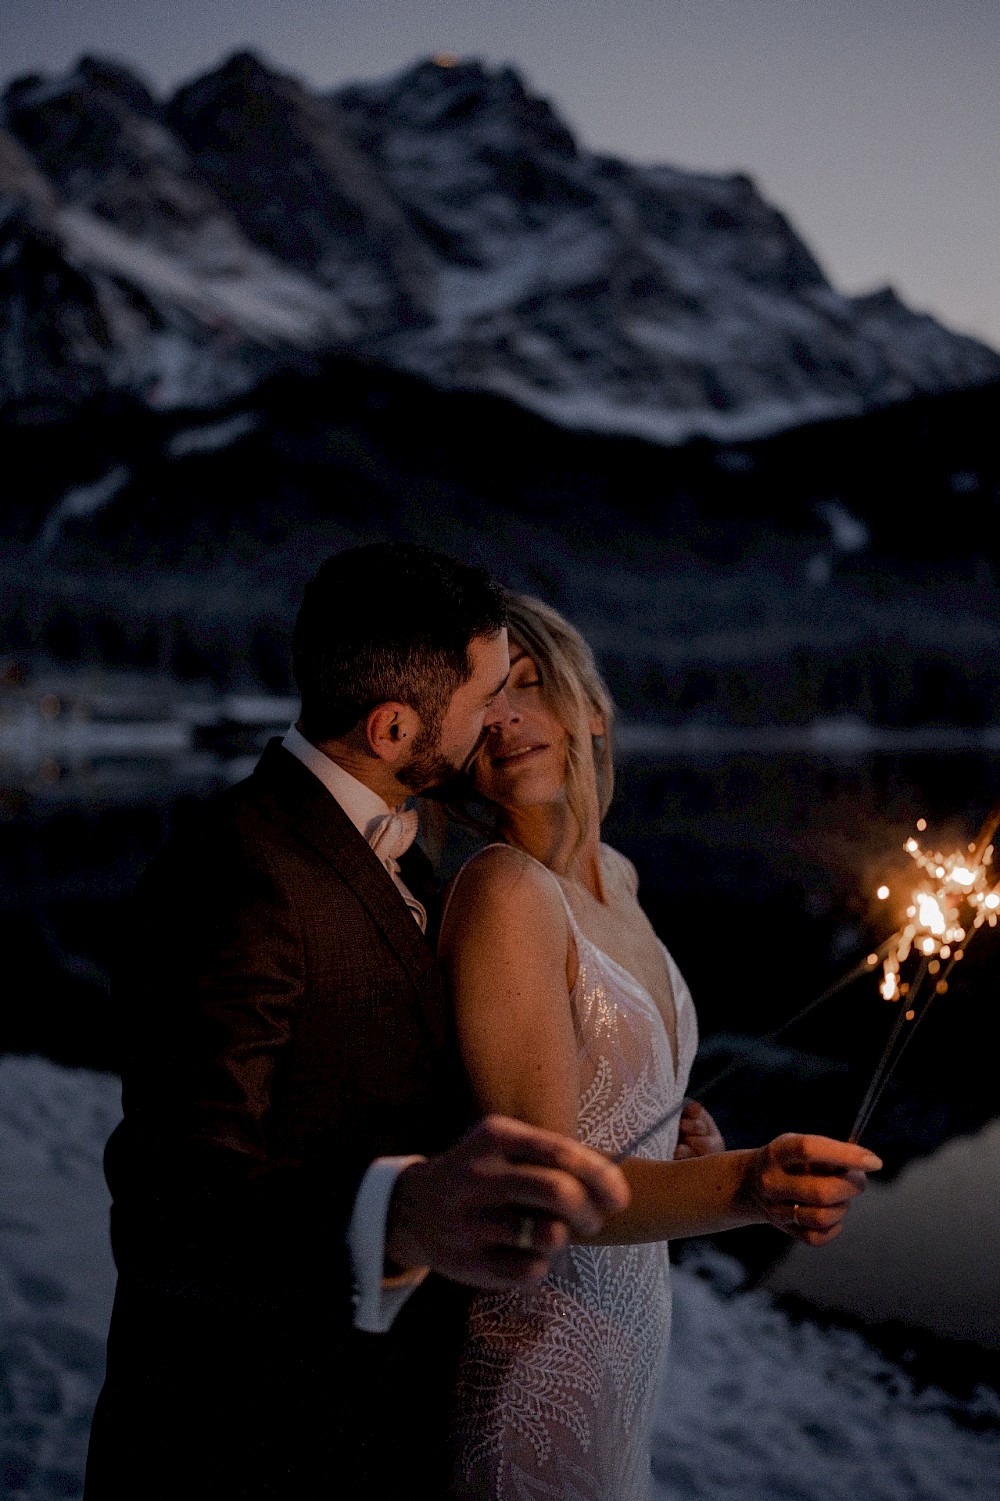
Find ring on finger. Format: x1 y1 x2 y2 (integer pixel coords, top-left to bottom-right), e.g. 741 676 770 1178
516 1214 536 1251
791 1203 803 1228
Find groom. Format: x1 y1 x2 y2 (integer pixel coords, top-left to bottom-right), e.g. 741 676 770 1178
85 543 629 1500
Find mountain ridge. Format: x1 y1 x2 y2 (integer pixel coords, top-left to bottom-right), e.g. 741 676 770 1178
1 50 997 440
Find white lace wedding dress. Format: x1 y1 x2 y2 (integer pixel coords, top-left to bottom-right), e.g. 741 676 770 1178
449 857 698 1500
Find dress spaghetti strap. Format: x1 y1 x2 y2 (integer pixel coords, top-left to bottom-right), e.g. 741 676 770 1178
438 843 509 934
439 841 577 934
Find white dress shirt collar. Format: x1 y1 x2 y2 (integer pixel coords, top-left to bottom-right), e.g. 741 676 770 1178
282 724 395 839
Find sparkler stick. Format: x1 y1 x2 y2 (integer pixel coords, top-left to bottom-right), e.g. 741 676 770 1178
848 959 930 1144
614 939 896 1161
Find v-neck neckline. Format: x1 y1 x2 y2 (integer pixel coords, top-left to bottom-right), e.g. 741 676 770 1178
562 903 681 1082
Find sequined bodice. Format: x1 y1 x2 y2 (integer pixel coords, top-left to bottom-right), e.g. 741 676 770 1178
450 859 698 1501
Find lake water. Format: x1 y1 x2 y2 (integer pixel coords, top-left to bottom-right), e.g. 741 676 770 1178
3 716 1000 1174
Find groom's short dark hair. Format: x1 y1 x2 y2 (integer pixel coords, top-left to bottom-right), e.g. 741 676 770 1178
292 542 508 740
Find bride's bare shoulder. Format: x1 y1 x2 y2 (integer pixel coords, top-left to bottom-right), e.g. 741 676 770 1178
441 844 565 945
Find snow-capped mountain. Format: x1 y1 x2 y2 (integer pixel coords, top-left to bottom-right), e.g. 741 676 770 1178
0 58 350 409
1 52 997 439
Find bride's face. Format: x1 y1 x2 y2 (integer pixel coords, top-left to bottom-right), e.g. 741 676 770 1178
472 647 572 810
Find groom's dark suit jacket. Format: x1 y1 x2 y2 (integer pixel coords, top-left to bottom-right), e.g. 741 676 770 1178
85 741 476 1500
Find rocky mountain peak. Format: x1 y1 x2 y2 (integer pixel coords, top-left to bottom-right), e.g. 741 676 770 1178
0 54 361 412
851 285 907 317
164 49 311 156
1 55 244 260
0 50 996 436
167 50 434 324
4 56 159 126
624 162 829 297
335 58 597 275
3 57 171 188
338 56 578 161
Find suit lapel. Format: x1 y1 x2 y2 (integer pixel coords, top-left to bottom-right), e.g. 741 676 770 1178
252 742 444 1030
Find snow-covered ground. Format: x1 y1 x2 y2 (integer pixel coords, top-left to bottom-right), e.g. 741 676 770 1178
765 1116 1000 1349
1 1055 997 1500
0 1059 120 1500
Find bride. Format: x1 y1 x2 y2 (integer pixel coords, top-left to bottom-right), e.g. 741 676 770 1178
438 592 881 1500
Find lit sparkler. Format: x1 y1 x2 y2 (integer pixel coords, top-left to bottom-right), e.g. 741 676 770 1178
617 797 1000 1163
847 796 1000 1143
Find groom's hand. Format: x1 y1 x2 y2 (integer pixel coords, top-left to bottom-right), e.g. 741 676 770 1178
740 1133 883 1247
385 1115 631 1289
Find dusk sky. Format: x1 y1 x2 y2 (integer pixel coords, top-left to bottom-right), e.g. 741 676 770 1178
2 0 998 346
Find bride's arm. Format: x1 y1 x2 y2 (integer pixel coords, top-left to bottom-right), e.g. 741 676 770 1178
439 846 580 1137
440 849 881 1249
596 1135 879 1248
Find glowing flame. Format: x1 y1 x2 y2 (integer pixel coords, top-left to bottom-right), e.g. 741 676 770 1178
916 893 946 936
875 818 1000 1006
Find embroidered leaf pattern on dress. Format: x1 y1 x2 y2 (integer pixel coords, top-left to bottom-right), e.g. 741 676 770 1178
451 910 698 1501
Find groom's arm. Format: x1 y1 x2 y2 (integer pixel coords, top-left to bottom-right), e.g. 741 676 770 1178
107 817 377 1311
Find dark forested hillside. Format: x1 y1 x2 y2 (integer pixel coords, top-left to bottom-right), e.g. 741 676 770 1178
4 359 1000 729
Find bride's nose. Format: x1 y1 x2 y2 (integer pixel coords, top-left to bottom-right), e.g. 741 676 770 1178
485 690 519 731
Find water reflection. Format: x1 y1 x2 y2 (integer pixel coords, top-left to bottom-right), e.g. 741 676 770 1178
0 665 297 796
3 679 1000 1172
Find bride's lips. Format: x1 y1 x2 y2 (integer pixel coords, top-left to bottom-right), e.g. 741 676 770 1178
490 742 549 768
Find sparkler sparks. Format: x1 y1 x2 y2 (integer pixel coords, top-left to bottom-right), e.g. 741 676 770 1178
618 801 1000 1165
873 825 996 1012
849 799 1000 1143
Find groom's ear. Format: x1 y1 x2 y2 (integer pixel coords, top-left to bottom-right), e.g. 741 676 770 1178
365 702 423 766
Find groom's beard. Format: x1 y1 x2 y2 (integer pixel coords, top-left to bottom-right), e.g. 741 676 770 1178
398 716 492 796
395 724 466 795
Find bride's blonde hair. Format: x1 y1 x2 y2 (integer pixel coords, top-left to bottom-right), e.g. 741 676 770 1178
445 591 615 849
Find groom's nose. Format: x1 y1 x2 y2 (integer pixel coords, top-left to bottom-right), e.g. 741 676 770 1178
484 688 514 729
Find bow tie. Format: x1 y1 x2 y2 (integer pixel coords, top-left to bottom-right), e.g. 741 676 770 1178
365 808 420 865
364 808 427 932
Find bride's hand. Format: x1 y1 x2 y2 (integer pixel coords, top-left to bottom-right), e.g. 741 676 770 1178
739 1133 883 1247
673 1100 725 1159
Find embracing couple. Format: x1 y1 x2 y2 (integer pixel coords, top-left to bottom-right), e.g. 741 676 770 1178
85 543 880 1501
